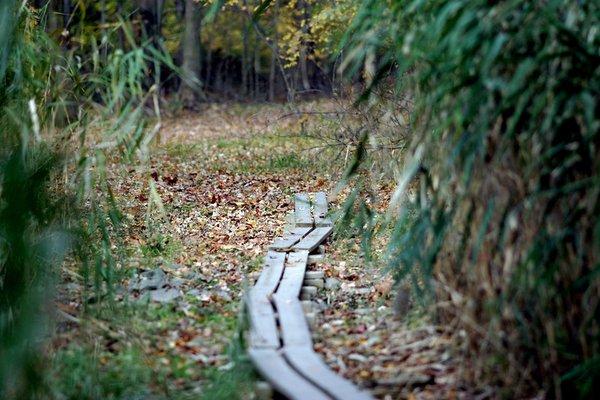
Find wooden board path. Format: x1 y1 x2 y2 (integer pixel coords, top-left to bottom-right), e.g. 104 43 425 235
247 251 286 349
293 226 333 252
294 193 313 227
314 192 333 227
273 251 313 347
248 348 330 400
247 193 374 400
284 346 373 400
268 226 312 251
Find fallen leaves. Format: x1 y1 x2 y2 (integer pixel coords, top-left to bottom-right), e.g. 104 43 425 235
53 102 469 399
73 103 339 391
310 239 468 399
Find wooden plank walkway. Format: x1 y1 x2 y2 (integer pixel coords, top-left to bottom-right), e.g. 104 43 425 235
284 346 373 400
247 192 374 400
268 226 312 251
293 226 333 252
248 348 330 400
248 251 286 349
314 192 333 227
294 193 313 227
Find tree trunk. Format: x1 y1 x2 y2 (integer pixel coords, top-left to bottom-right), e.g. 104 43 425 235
241 0 250 97
137 0 164 108
215 59 224 93
175 0 185 19
205 38 213 90
156 0 165 33
298 0 311 91
254 30 260 100
269 0 280 101
269 49 276 101
179 0 203 108
299 48 310 92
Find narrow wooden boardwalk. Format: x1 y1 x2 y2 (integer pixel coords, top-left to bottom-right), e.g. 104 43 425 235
247 192 373 400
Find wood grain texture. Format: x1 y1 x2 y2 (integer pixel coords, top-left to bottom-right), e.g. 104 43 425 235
277 251 309 298
248 348 331 400
247 252 286 348
247 295 280 349
274 296 313 346
247 194 374 400
313 192 333 227
251 252 287 296
273 250 312 346
293 226 333 252
295 193 313 227
269 227 313 251
284 345 374 400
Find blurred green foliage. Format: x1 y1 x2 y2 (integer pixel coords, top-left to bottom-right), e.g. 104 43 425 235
344 0 599 397
0 1 173 397
0 143 72 399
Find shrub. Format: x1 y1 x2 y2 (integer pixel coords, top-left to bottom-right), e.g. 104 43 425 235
0 1 172 396
344 0 599 397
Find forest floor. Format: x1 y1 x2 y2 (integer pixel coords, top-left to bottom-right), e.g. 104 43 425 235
52 101 467 400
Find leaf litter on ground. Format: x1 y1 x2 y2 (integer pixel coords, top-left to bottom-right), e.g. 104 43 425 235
52 101 471 399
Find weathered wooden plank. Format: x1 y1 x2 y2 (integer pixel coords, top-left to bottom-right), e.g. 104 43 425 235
247 252 286 348
273 251 312 346
269 227 313 251
293 226 333 252
283 211 296 233
313 192 333 227
247 295 280 349
248 192 373 400
295 193 313 227
251 251 287 297
248 348 331 400
277 251 309 298
284 345 374 400
274 296 313 346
